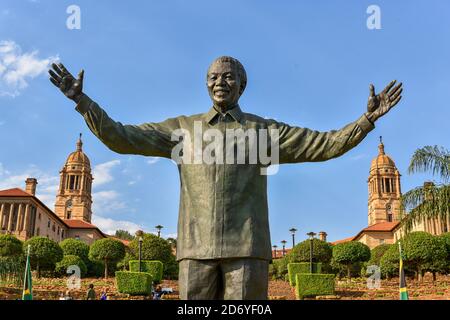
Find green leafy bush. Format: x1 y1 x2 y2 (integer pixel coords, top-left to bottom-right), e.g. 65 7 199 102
0 235 23 257
287 262 322 286
332 241 370 279
0 256 25 287
128 233 177 279
295 273 335 300
59 239 90 264
129 260 163 282
23 236 63 277
288 239 332 264
55 255 87 277
115 271 153 295
369 244 391 266
89 238 125 279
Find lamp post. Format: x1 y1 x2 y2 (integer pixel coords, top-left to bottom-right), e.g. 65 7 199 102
281 240 287 256
135 230 144 273
307 232 316 273
272 245 278 259
289 228 297 248
138 236 143 272
155 225 163 238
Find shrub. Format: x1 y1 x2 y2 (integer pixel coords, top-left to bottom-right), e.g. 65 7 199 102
129 233 172 263
129 260 163 283
369 244 391 266
272 257 289 281
295 273 335 300
402 232 447 280
379 244 399 279
23 237 63 277
0 256 25 287
55 255 87 277
89 238 126 279
287 262 322 286
0 235 23 257
288 239 332 264
332 241 370 279
59 239 90 264
115 271 153 296
163 254 179 280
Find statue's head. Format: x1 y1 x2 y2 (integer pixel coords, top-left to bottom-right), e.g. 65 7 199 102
207 56 247 109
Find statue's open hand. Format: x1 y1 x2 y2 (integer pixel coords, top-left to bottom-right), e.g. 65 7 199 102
366 80 402 123
49 63 84 103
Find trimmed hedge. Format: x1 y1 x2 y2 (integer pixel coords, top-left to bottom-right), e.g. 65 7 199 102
115 271 153 296
129 260 163 282
288 262 322 286
295 273 335 300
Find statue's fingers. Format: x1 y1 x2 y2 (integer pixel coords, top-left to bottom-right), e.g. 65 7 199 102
390 88 402 101
51 63 65 77
369 84 376 97
49 69 62 82
77 69 84 82
49 77 60 88
58 63 71 76
388 82 403 96
389 95 402 108
383 80 397 93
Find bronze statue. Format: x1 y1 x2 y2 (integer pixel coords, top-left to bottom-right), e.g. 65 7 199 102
49 56 402 300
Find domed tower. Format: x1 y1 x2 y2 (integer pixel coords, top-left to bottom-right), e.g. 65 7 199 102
367 137 402 226
55 134 93 223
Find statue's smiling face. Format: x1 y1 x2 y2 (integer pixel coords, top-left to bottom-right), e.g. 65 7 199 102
207 61 242 109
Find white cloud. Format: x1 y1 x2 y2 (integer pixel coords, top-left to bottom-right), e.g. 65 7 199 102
0 40 58 97
91 215 143 235
92 160 121 187
147 157 160 165
0 163 58 208
92 190 126 215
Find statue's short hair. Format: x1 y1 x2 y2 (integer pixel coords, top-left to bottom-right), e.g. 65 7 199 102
208 56 247 95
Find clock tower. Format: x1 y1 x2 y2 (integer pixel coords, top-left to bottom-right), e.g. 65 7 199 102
367 137 402 226
54 134 93 223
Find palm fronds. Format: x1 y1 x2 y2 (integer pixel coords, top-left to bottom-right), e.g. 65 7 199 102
408 146 450 182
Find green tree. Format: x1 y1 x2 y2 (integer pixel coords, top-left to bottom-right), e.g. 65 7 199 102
114 230 134 241
23 237 63 277
368 244 391 266
59 239 90 264
379 244 400 279
0 235 23 257
332 241 370 279
89 238 125 279
439 232 450 274
401 146 450 232
402 231 447 281
128 233 175 279
287 238 332 264
55 255 87 277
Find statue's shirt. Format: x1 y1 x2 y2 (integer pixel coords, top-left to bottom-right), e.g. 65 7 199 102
76 95 374 261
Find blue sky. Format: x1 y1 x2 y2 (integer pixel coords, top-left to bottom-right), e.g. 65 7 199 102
0 1 449 244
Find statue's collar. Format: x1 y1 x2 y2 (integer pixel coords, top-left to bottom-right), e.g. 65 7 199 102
204 104 243 124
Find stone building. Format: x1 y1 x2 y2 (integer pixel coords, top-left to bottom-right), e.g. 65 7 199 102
0 136 107 245
332 139 449 249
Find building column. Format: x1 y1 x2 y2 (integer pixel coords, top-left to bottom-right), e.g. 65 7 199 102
0 203 4 230
17 204 23 231
23 204 30 233
7 203 15 231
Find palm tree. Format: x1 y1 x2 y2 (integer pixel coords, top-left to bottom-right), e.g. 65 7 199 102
401 145 450 233
155 225 164 237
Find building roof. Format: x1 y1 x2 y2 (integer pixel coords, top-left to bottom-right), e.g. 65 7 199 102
370 141 396 170
63 219 106 237
330 236 355 245
362 221 400 232
108 236 131 246
65 136 91 168
0 188 33 197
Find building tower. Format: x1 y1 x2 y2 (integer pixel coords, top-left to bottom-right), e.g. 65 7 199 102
367 137 402 226
54 134 93 223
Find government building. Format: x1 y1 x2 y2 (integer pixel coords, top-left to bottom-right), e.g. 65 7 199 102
332 138 449 249
0 136 109 245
